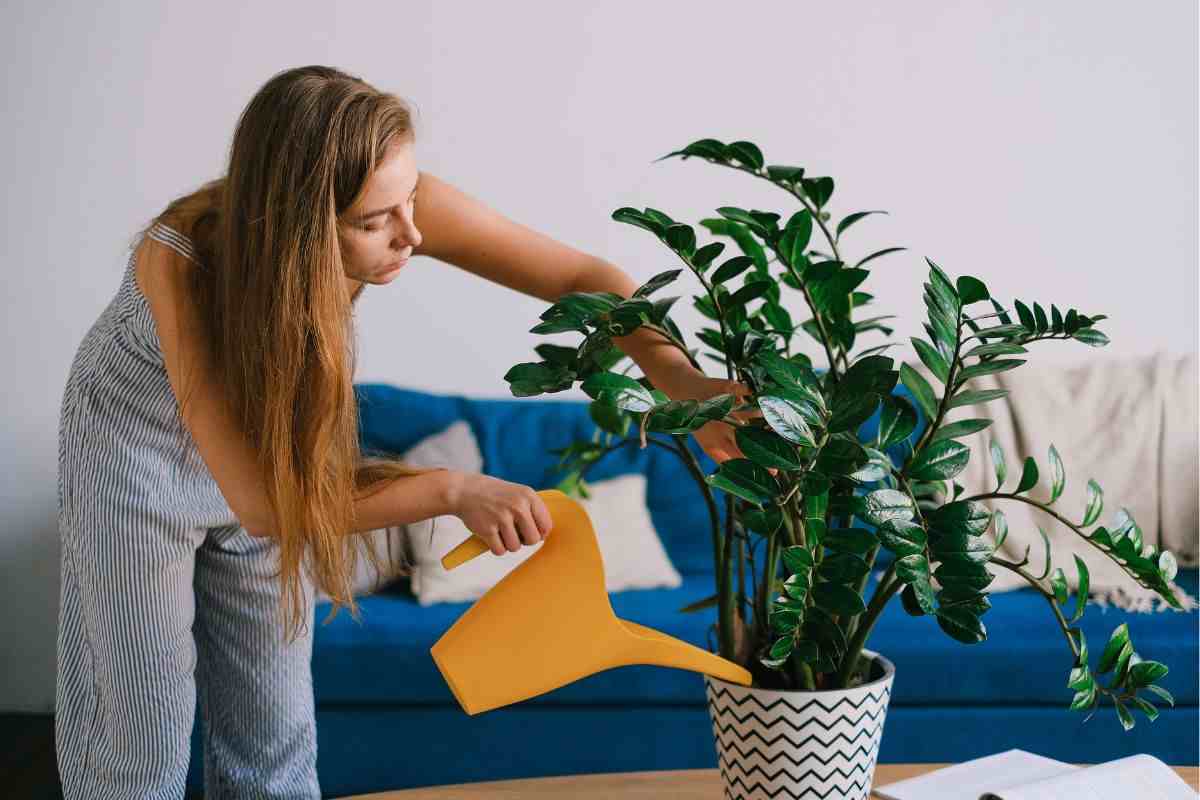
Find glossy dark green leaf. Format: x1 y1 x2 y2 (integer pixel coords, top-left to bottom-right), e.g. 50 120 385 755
878 518 927 557
1016 457 1039 494
633 269 683 299
691 242 725 271
711 255 755 284
817 552 871 583
1129 697 1160 722
901 583 928 616
859 489 916 527
934 560 996 592
812 581 867 616
962 342 1028 358
956 275 990 305
815 437 870 476
828 391 881 434
612 207 664 236
936 605 987 643
1068 555 1090 623
729 279 774 307
931 532 993 565
665 223 696 255
836 209 887 237
706 458 775 506
911 337 950 383
855 246 908 268
1115 699 1135 731
956 359 1026 384
1072 327 1110 347
726 140 764 170
758 394 817 447
765 164 805 182
1050 567 1069 605
909 439 971 481
1013 299 1036 331
589 399 629 436
580 372 655 412
782 545 814 575
1096 623 1130 674
877 394 919 448
1144 684 1175 707
800 176 834 208
931 418 993 443
1128 660 1169 688
946 387 1010 410
927 500 993 536
900 363 939 421
735 426 804 470
824 527 878 554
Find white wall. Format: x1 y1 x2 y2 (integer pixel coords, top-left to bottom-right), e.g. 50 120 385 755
1 1 1195 712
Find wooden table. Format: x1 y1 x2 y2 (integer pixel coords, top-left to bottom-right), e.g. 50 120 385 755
337 763 1200 798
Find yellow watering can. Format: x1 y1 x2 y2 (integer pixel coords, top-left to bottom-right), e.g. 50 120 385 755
430 488 753 716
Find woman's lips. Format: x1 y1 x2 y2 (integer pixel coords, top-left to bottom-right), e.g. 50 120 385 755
382 257 409 273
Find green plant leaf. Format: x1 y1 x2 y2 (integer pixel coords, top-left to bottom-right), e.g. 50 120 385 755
1016 457 1039 494
855 246 908 268
1129 697 1160 723
878 518 927 557
735 426 805 470
1096 623 1130 674
956 275 990 305
633 269 683 298
988 440 1008 490
927 500 993 536
962 342 1028 358
1114 699 1136 731
706 458 775 506
726 140 764 170
909 439 971 481
828 392 882 434
711 255 755 284
946 388 1010 410
936 605 987 643
900 363 939 421
858 489 916 526
955 359 1026 384
665 223 696 255
812 581 867 616
817 553 872 583
815 437 870 476
1069 555 1090 623
1128 660 1169 689
782 545 815 575
1048 444 1066 504
931 418 993 443
758 394 818 448
1144 684 1175 707
1050 567 1069 605
824 527 878 554
877 394 919 448
1073 327 1110 347
912 337 950 383
835 209 887 237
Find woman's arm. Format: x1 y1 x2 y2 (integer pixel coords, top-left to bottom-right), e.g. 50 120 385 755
139 236 463 538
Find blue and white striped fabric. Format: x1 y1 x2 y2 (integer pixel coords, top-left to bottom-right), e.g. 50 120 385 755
55 221 321 799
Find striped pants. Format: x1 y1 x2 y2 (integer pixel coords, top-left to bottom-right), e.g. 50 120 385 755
55 519 322 799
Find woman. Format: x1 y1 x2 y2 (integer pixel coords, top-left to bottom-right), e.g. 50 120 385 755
55 65 756 798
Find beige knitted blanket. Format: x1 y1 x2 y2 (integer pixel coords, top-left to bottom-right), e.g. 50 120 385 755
906 351 1198 613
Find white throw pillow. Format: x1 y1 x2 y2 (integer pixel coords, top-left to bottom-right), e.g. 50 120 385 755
409 471 683 607
314 419 482 604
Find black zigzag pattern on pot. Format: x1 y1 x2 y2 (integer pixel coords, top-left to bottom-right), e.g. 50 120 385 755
705 677 893 800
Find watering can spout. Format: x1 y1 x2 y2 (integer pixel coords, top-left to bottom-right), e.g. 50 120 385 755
430 489 753 716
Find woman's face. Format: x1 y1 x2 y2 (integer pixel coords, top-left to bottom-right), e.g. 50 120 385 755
338 138 422 288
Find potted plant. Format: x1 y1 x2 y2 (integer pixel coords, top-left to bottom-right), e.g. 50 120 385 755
502 137 1185 799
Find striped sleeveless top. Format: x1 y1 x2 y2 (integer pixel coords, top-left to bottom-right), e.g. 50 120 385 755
57 222 240 538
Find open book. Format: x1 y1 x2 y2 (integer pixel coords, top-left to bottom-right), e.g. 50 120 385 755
873 748 1195 799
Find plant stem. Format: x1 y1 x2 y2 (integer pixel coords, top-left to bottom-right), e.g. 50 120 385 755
836 562 901 686
909 313 965 460
986 557 1080 661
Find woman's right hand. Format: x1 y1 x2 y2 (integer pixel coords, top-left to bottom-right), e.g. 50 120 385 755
445 472 554 556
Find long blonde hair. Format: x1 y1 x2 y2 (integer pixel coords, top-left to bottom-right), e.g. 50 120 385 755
134 65 443 643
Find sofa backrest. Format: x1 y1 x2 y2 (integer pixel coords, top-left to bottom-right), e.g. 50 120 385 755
355 383 926 576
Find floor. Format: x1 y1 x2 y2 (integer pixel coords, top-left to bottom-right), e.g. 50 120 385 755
0 714 203 799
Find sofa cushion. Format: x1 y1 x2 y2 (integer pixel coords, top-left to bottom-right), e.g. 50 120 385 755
311 567 1196 708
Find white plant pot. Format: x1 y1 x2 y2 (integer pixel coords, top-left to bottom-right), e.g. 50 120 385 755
704 649 896 800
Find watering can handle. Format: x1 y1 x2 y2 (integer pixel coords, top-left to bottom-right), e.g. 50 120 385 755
442 534 489 570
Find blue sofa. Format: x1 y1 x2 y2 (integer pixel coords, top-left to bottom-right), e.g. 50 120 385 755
185 382 1198 798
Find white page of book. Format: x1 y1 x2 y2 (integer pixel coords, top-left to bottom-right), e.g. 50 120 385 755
983 754 1196 800
873 750 1077 800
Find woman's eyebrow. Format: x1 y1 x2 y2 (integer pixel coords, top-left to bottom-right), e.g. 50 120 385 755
358 178 420 221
